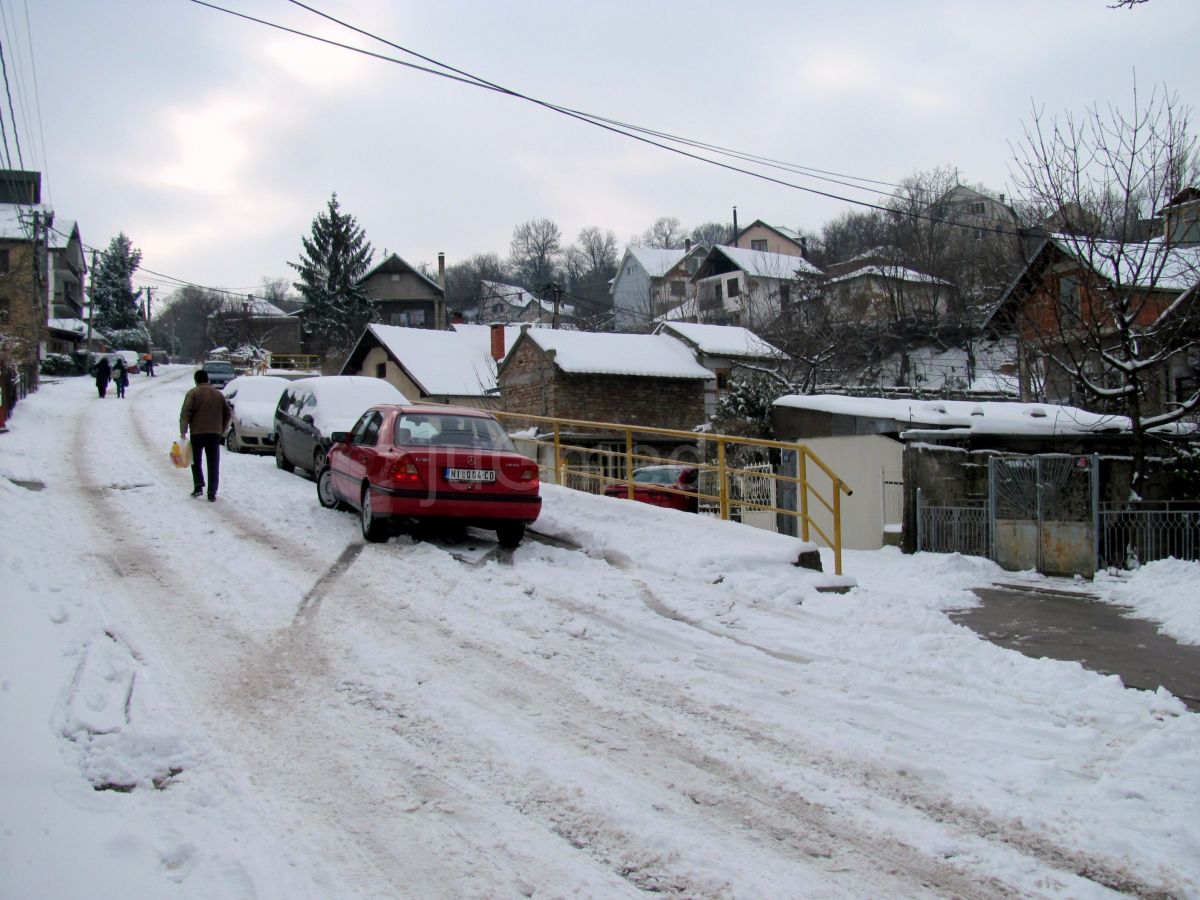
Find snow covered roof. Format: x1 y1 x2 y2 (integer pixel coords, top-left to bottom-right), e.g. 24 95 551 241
481 281 537 309
516 329 713 379
774 394 1133 437
1048 235 1200 293
655 322 784 360
47 318 86 335
361 324 499 397
826 264 951 287
626 246 689 278
451 323 527 363
47 220 78 251
0 203 47 241
706 245 823 279
207 297 289 318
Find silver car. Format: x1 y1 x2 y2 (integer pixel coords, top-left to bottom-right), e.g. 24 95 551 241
224 375 293 453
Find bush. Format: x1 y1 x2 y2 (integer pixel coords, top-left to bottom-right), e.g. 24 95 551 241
40 353 76 376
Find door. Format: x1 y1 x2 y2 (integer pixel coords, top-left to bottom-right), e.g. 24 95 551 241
990 455 1097 577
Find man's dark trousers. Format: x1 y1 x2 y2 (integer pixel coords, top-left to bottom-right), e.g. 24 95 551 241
191 433 222 499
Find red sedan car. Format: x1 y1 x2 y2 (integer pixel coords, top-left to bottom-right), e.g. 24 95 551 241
318 404 541 546
604 464 699 513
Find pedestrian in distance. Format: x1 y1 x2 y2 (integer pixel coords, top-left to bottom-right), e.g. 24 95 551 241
93 356 111 398
143 352 156 376
179 368 231 502
113 358 129 398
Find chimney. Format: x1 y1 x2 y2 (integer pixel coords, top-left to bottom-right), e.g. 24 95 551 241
490 323 505 361
436 252 447 330
732 206 739 246
685 238 692 253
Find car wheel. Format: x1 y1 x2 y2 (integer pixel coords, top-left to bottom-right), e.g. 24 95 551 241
312 448 327 477
361 486 389 543
275 438 294 473
317 466 342 510
496 523 525 549
225 427 240 453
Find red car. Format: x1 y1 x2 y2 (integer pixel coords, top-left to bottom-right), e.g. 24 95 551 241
604 465 699 513
318 405 541 546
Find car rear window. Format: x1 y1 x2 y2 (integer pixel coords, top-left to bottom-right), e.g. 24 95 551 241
204 362 235 373
634 467 685 484
395 413 515 451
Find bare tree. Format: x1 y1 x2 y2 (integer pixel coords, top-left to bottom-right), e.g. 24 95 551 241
509 218 563 289
565 226 618 318
1011 83 1200 492
689 221 731 246
640 216 685 249
445 253 509 320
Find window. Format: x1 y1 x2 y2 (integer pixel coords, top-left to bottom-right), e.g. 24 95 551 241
715 368 731 390
968 201 985 215
670 280 685 297
375 362 386 378
726 277 740 298
1058 275 1080 316
0 249 9 273
751 239 767 252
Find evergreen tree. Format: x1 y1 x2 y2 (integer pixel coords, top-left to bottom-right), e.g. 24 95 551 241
92 233 143 331
289 193 375 363
711 374 785 439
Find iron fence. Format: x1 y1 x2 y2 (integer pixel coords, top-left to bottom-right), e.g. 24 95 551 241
1098 502 1200 569
916 490 991 558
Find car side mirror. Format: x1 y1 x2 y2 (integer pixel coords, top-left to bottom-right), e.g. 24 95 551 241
329 431 349 444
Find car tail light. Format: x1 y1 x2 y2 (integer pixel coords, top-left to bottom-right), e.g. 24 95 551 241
388 455 425 485
519 465 539 484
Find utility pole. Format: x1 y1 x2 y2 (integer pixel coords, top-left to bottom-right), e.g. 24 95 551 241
144 286 154 325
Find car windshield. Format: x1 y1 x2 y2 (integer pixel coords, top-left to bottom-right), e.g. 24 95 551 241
204 361 235 373
633 467 687 485
394 413 516 451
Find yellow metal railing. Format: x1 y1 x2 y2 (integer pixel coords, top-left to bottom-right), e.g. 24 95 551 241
270 353 321 371
492 411 853 575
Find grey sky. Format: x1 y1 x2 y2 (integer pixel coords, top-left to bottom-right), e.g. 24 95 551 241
21 0 1200 306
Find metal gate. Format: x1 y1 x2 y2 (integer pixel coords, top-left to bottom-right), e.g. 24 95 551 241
989 455 1099 577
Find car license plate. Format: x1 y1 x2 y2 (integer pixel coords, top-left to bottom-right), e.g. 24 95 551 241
445 467 496 483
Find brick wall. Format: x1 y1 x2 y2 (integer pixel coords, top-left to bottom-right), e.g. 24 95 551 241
499 338 705 430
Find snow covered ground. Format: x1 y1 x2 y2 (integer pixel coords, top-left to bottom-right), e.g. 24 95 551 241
2 367 1199 899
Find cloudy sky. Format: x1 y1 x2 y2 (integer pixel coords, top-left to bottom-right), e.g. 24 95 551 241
18 0 1200 307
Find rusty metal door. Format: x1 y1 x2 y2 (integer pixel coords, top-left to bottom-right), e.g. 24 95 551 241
990 455 1098 577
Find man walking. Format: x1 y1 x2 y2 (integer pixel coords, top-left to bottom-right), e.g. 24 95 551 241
179 369 231 502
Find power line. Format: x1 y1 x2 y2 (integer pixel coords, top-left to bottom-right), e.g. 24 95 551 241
0 35 23 168
193 0 1026 238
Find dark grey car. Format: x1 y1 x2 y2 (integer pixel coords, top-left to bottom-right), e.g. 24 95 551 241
201 359 237 389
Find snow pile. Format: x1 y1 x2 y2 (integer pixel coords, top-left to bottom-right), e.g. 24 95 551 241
1095 559 1200 645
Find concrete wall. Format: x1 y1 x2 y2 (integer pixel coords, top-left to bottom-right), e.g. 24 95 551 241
798 434 903 550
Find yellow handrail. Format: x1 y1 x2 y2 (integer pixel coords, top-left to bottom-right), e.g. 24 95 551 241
493 410 853 575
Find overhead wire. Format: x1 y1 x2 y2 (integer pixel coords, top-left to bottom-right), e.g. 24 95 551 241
195 0 1026 238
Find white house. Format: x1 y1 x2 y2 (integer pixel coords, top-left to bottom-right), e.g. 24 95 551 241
691 245 823 329
610 245 707 330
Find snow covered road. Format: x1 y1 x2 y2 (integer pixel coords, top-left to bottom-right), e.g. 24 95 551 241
2 369 1199 898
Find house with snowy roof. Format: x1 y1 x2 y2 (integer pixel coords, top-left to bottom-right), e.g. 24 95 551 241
340 323 519 408
654 321 786 417
988 212 1200 414
691 245 824 329
822 263 955 327
734 220 808 258
359 253 445 330
498 326 711 431
0 171 88 370
610 244 708 330
206 296 302 358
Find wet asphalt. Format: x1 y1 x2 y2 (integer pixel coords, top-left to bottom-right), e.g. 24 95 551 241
953 584 1200 712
